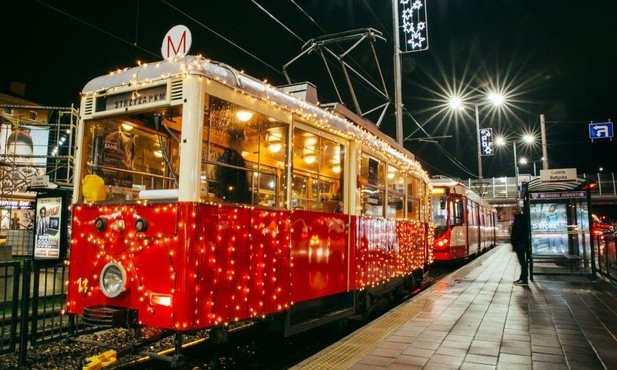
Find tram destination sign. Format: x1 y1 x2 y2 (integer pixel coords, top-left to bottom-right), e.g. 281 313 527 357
96 84 168 113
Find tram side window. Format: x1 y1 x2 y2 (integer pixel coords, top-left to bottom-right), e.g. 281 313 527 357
406 174 420 221
201 96 288 206
291 128 344 212
386 166 404 218
468 201 477 226
80 110 181 202
421 181 430 223
360 153 385 217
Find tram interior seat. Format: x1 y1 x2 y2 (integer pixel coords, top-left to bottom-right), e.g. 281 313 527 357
139 189 179 200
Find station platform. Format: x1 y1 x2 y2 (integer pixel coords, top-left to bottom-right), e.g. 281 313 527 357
291 243 617 370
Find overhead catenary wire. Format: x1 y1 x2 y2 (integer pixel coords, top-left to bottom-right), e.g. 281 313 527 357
33 0 479 178
35 0 159 59
160 0 285 77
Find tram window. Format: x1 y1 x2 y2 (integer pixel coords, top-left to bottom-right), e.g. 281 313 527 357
80 110 181 202
420 181 429 223
468 201 477 226
291 128 344 212
386 166 404 218
360 153 385 217
406 174 420 221
201 97 288 206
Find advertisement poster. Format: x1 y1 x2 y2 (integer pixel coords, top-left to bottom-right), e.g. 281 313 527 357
0 123 50 193
34 196 62 259
529 202 568 254
101 129 136 188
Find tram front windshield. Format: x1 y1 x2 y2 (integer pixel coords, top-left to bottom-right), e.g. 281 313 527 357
78 109 181 202
431 188 464 238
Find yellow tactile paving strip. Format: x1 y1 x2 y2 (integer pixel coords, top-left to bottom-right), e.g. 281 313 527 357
290 248 498 370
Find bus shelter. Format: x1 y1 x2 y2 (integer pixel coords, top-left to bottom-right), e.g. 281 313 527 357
522 177 596 280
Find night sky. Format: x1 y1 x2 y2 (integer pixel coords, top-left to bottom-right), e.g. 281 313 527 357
2 0 616 179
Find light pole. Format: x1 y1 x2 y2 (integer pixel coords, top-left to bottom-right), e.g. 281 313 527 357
520 158 543 176
513 142 519 179
496 133 536 182
448 92 506 196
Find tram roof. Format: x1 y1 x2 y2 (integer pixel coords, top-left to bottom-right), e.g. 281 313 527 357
81 55 429 181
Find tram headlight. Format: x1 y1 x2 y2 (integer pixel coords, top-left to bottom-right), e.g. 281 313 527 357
99 262 127 298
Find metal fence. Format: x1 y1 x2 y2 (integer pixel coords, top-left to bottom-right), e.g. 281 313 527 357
465 172 617 202
0 260 95 366
595 233 617 283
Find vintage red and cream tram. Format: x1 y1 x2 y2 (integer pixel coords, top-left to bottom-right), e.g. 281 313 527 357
430 177 496 261
65 55 433 341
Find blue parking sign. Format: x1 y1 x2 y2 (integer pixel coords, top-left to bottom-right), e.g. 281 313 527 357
589 121 613 141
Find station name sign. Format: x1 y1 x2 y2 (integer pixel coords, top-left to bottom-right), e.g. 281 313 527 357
96 85 168 113
539 168 577 182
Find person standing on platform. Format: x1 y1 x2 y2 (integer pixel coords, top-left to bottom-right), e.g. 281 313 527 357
511 211 530 286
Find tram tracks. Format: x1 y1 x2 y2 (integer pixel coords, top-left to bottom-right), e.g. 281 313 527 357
0 268 455 369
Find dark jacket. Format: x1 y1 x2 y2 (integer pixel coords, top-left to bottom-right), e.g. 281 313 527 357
216 148 251 203
510 213 529 252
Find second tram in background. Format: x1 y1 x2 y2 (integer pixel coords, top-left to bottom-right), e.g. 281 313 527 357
430 176 497 261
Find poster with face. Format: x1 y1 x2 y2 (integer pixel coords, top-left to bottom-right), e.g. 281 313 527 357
0 123 50 192
101 129 136 189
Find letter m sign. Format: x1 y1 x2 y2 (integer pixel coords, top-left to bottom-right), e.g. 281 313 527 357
161 25 192 59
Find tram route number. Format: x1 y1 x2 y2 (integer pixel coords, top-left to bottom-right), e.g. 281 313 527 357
76 277 90 295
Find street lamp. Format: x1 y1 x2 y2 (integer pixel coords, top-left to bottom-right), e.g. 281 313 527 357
495 134 536 178
448 91 506 195
519 157 544 176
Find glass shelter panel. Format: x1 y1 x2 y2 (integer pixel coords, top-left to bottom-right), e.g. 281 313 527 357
527 193 595 278
529 202 569 255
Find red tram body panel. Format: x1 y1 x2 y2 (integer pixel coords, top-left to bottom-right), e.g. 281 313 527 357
68 203 430 330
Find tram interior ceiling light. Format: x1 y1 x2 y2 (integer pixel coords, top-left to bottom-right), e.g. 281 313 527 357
267 133 282 153
235 110 253 122
303 146 317 164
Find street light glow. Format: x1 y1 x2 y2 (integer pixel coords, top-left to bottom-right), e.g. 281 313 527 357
448 95 464 111
487 91 505 107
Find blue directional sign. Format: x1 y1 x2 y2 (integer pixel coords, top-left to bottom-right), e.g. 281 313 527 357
589 121 613 141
